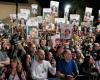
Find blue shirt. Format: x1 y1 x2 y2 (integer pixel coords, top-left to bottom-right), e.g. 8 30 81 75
57 59 78 76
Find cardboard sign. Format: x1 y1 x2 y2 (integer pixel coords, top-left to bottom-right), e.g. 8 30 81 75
50 1 59 17
31 4 38 15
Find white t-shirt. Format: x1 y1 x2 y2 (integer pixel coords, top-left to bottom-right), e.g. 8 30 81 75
31 60 56 80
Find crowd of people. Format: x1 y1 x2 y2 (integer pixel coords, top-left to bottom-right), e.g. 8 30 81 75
0 23 100 80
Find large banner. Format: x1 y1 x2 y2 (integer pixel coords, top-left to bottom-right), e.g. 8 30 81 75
50 1 59 17
70 14 80 26
31 4 38 15
84 7 92 22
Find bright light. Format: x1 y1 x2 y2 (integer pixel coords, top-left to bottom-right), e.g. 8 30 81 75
65 4 71 12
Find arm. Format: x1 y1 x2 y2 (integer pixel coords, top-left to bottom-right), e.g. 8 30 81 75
47 61 56 75
0 58 10 65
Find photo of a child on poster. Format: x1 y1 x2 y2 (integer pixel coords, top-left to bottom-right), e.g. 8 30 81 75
70 14 80 26
84 7 92 22
99 10 100 21
50 1 59 17
31 4 38 15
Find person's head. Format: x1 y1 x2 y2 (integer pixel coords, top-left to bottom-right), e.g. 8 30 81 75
45 52 53 61
56 45 64 55
94 43 100 50
63 50 72 60
29 44 37 55
65 29 70 35
37 49 45 61
83 55 95 65
10 58 22 72
39 39 46 47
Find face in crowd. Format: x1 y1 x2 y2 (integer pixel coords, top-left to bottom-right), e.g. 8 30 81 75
37 49 45 60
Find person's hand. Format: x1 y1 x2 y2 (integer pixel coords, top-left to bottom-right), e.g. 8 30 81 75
51 59 56 67
0 63 4 67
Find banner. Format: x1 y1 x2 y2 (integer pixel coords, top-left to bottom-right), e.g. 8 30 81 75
31 4 38 15
70 14 80 26
84 7 92 21
50 1 59 17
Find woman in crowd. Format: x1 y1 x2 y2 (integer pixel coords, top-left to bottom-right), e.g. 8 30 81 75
80 55 98 80
5 58 26 80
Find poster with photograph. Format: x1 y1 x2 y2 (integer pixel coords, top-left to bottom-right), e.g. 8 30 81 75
9 14 16 20
20 9 30 15
43 8 51 22
26 17 38 27
18 13 29 20
70 14 80 26
51 33 60 47
64 7 70 20
98 10 100 21
50 1 59 17
31 4 38 15
55 18 65 33
27 26 38 39
84 7 92 21
90 16 94 26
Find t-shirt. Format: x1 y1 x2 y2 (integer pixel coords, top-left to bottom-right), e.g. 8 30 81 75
57 59 78 76
31 60 56 80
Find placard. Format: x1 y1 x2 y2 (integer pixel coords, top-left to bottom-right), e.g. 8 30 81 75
50 1 59 17
31 4 38 15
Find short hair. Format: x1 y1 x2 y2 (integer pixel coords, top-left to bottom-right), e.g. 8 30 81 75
63 49 71 55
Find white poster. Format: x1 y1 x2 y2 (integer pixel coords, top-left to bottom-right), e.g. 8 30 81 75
18 13 29 20
70 14 80 26
50 1 59 17
99 10 100 21
84 7 93 21
90 16 94 25
20 9 30 15
43 8 51 22
9 14 16 20
31 4 38 15
55 18 65 32
27 26 38 39
64 7 70 20
26 17 38 27
37 16 43 23
51 33 60 47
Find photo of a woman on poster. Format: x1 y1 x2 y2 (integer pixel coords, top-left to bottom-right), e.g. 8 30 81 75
51 6 58 16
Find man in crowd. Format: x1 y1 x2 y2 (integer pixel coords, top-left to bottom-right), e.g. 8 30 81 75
57 49 79 80
31 49 56 80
